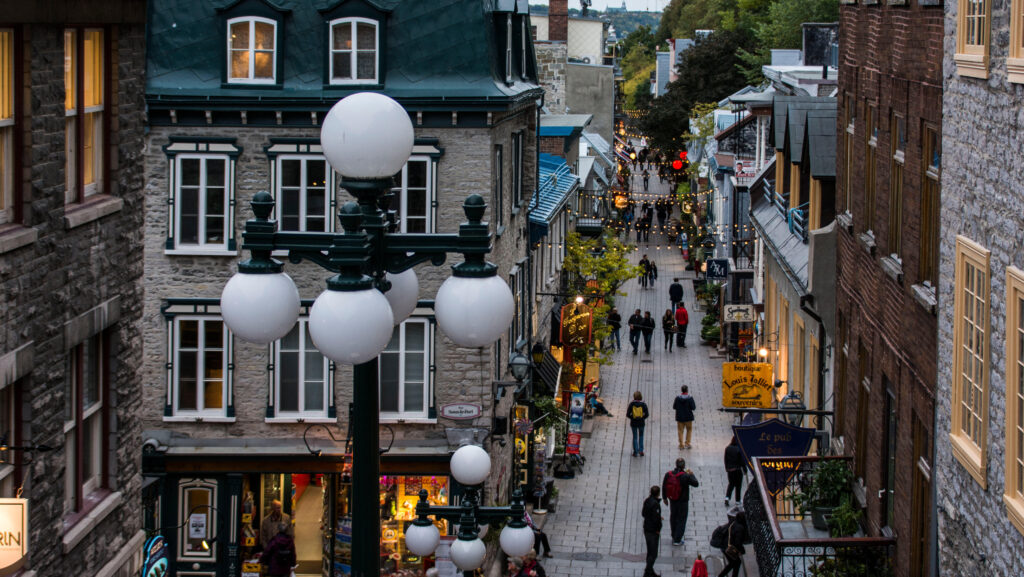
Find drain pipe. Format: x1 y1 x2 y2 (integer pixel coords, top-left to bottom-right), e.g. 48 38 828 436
799 294 827 437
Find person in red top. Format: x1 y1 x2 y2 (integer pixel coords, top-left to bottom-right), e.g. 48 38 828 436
674 302 690 348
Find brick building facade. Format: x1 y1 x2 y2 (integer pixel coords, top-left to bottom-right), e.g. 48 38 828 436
139 1 541 575
0 1 146 575
935 0 1024 574
834 1 943 575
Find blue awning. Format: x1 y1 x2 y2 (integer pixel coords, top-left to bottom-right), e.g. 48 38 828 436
529 153 580 243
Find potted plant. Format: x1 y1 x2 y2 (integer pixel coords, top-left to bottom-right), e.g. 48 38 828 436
788 459 855 531
825 496 861 537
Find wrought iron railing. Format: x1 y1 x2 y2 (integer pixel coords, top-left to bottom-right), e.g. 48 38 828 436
745 456 896 577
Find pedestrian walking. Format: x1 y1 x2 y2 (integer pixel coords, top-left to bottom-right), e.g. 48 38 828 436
626 391 650 456
691 554 708 577
628 309 644 355
724 436 745 505
712 508 748 577
635 217 645 244
524 510 553 558
642 486 663 577
640 311 655 354
607 307 622 350
674 302 690 348
639 255 651 289
662 458 699 545
669 278 684 310
642 169 650 191
260 500 293 548
662 309 676 352
647 260 658 285
260 525 297 577
673 385 697 449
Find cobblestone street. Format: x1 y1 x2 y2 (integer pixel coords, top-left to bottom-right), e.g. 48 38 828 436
533 174 753 577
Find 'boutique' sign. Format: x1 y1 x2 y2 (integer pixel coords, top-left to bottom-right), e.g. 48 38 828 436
0 499 27 577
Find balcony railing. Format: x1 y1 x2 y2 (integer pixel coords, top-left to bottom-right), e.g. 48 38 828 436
761 179 808 242
742 456 896 577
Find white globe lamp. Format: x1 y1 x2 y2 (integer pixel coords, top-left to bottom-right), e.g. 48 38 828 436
403 521 440 557
449 445 491 487
321 92 414 179
434 275 514 347
449 537 487 571
309 288 394 364
220 271 300 344
384 268 419 324
499 523 535 558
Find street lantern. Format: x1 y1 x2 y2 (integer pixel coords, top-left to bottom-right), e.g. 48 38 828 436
220 92 516 577
508 352 531 383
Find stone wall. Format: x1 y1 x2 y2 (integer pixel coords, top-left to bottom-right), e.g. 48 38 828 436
535 43 568 114
141 107 537 474
935 0 1024 574
0 7 146 576
834 2 942 575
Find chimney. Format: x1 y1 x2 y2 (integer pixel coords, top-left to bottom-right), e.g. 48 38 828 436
549 0 568 42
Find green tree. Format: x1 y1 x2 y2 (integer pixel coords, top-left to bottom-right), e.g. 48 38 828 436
618 26 658 110
560 231 643 364
738 0 839 83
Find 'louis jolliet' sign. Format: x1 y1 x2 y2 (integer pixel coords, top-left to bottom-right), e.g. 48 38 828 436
0 499 27 577
560 302 593 347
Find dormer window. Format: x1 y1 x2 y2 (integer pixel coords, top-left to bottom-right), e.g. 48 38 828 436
227 17 277 84
505 15 513 83
330 18 378 84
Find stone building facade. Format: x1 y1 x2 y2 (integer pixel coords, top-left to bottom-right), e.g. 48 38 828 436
0 1 146 576
935 0 1024 574
139 1 541 575
834 1 943 575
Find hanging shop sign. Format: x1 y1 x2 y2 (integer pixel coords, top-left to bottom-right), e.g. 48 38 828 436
560 302 594 347
440 403 482 420
568 392 585 433
614 194 629 209
732 418 816 496
706 258 729 280
723 304 755 323
0 499 27 577
721 362 774 409
566 433 582 455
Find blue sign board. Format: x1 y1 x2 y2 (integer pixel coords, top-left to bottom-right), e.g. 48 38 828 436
141 535 168 577
568 392 585 433
732 418 815 496
706 258 729 280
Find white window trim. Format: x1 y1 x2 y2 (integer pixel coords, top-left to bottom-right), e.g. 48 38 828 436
505 15 513 83
329 17 379 85
379 317 433 420
270 319 333 419
178 480 217 560
170 316 231 419
227 16 277 84
172 154 232 252
392 155 435 234
274 155 335 233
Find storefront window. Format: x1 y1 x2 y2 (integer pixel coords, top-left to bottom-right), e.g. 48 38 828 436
379 475 449 576
180 480 216 559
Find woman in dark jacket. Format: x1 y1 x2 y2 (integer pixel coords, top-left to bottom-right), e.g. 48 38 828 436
724 436 745 506
717 512 748 577
260 526 296 577
661 309 676 351
642 486 663 577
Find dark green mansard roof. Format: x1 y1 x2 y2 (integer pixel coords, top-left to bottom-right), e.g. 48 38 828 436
146 0 543 111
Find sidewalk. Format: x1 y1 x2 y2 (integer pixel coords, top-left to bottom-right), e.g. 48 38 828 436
531 173 755 577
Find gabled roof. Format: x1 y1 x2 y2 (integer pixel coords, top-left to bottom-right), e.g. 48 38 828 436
771 96 831 151
805 109 837 179
786 101 835 164
147 0 542 106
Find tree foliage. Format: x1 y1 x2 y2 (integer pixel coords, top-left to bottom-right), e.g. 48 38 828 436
639 29 754 153
619 26 657 110
738 0 839 83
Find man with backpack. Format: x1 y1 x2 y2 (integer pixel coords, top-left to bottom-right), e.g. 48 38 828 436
260 524 297 577
674 302 690 348
662 458 699 546
673 385 697 449
626 391 650 456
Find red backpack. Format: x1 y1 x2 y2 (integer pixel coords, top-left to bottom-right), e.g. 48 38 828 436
664 471 684 500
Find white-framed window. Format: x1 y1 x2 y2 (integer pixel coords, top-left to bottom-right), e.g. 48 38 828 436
512 132 524 208
0 28 14 225
379 318 433 420
275 156 331 232
179 480 216 559
955 0 990 78
173 317 229 418
64 28 105 203
520 17 528 80
271 319 332 419
493 145 504 230
505 15 513 83
227 17 276 84
64 332 108 519
1005 267 1024 535
174 155 230 250
329 17 378 85
391 155 433 233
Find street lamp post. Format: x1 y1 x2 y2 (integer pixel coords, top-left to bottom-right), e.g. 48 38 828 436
404 445 536 577
220 93 515 577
